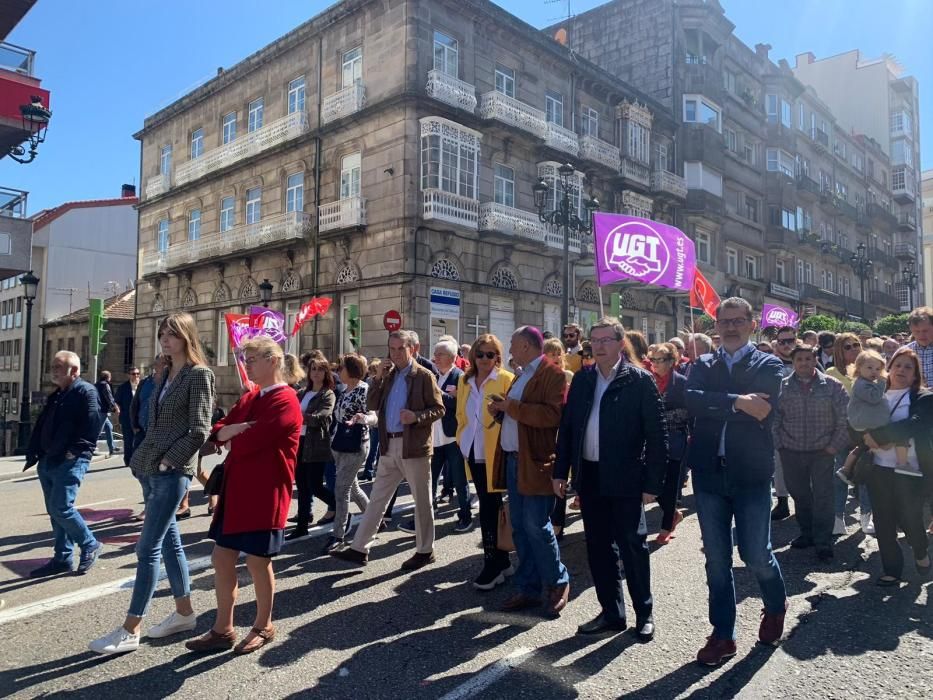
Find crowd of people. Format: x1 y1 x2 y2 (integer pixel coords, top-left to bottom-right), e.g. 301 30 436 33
20 302 933 666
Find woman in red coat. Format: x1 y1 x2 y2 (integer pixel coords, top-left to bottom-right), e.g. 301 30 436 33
186 337 303 655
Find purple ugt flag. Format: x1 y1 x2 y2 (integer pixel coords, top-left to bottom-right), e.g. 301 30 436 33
592 213 696 292
248 305 288 345
761 303 799 329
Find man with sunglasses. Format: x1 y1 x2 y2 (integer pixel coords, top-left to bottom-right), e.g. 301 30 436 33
769 327 798 521
562 323 584 374
817 332 836 369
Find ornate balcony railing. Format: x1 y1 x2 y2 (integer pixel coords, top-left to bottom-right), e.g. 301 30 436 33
142 252 167 276
174 112 310 187
322 82 366 125
422 188 478 229
898 213 917 231
620 157 650 188
895 243 917 260
543 122 579 157
477 91 547 138
144 173 170 199
319 196 367 232
579 135 620 171
425 70 476 114
478 202 585 254
650 169 687 199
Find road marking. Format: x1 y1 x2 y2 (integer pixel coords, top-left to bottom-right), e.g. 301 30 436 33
438 647 533 700
78 498 125 509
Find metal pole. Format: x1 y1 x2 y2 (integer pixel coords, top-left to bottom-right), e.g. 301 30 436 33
15 298 34 454
562 195 570 328
859 274 865 321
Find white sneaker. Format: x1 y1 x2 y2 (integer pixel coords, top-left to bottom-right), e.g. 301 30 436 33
89 626 140 655
860 513 875 535
833 516 846 536
147 611 197 639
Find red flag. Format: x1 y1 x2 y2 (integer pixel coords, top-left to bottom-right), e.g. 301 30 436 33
690 267 721 319
290 296 333 336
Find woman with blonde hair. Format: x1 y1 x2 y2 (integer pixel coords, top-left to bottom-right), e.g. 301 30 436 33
90 312 215 655
456 333 515 590
544 337 575 387
186 337 303 654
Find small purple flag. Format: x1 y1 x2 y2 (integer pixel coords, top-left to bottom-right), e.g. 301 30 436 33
592 213 696 292
761 303 799 329
248 305 287 345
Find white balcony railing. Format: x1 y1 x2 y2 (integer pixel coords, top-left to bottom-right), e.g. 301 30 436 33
322 82 366 125
145 173 170 199
142 212 310 275
579 135 620 171
426 70 476 114
621 157 650 188
544 122 579 157
174 112 310 187
422 188 479 229
319 196 367 232
477 91 547 138
478 202 583 254
650 169 688 199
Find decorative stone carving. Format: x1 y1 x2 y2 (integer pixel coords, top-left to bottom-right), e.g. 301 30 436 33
182 287 197 307
281 270 301 292
152 294 165 313
240 277 258 299
578 282 599 304
544 279 562 297
491 267 518 290
336 264 360 285
430 259 461 281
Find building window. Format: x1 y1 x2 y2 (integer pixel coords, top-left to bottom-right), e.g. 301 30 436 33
745 255 758 279
160 145 172 176
545 91 563 126
798 102 805 130
626 120 650 164
539 162 584 219
581 106 599 137
781 208 796 231
723 70 736 94
805 262 813 284
340 153 361 199
188 209 201 241
246 187 261 225
843 277 851 297
433 30 458 76
248 97 264 132
827 270 834 292
695 230 711 264
286 173 304 212
216 313 229 367
744 195 759 222
190 128 204 159
494 164 514 207
853 153 864 172
766 95 791 127
419 118 480 199
726 248 737 275
743 141 757 165
288 76 305 114
495 64 514 98
684 162 723 197
342 47 362 87
776 259 786 284
766 148 795 178
723 127 737 153
683 94 721 132
220 196 235 232
892 167 908 192
157 219 169 253
797 259 804 285
15 297 22 327
222 112 236 144
834 140 847 160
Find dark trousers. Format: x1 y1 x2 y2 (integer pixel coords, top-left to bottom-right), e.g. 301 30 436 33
120 421 135 467
363 427 379 475
658 458 683 531
551 495 568 529
866 467 929 578
294 457 336 527
579 460 652 623
431 442 471 520
780 449 835 548
469 455 509 569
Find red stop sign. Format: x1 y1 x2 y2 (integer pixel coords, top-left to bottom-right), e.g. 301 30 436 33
383 310 402 332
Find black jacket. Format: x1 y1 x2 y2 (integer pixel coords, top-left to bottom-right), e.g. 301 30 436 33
554 363 668 498
27 378 103 466
415 354 439 379
662 371 689 462
95 380 116 414
438 366 463 438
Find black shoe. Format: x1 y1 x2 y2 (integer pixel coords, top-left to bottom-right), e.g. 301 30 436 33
634 617 655 642
791 535 814 549
321 536 343 554
287 516 300 523
318 514 336 526
176 509 191 520
397 519 416 534
401 551 435 571
771 498 790 521
285 527 308 541
816 547 834 562
358 471 373 483
472 562 508 591
454 517 474 533
330 547 367 566
76 542 102 575
577 613 626 636
29 558 73 578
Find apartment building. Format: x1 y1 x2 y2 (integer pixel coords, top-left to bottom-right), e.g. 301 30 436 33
923 170 933 304
134 0 684 402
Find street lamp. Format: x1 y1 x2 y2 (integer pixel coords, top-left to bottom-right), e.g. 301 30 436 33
902 260 918 310
7 97 52 165
258 278 273 308
14 271 39 454
533 163 599 327
850 243 873 322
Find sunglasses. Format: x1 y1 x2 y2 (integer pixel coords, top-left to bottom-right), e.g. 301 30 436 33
647 357 671 363
475 351 498 360
843 343 861 351
777 339 796 346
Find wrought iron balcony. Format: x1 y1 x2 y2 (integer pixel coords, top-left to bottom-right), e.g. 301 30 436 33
868 203 898 228
422 188 478 229
835 198 858 221
871 290 900 311
895 243 917 260
319 196 366 232
142 212 310 276
796 174 821 200
322 82 366 125
477 91 547 139
898 213 917 231
810 127 829 149
768 281 800 301
145 173 170 199
543 122 579 157
650 169 687 199
173 112 310 188
579 135 620 171
426 70 476 114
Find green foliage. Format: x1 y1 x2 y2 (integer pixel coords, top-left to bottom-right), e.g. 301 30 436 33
692 314 714 333
838 321 872 336
798 315 838 333
874 313 910 337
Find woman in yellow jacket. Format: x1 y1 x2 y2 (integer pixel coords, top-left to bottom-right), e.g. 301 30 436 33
456 333 515 591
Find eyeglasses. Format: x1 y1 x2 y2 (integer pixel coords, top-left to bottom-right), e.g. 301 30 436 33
647 356 671 363
475 351 498 360
843 343 861 351
717 318 749 328
590 336 619 346
243 355 270 365
562 333 578 339
130 372 141 376
777 339 796 346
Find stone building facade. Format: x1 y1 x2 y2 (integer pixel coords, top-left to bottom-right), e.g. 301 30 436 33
134 0 684 403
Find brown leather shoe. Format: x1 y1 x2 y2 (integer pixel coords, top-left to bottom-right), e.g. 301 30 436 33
401 551 435 571
499 592 541 612
329 547 368 566
758 599 788 646
185 629 236 653
234 626 275 655
545 583 570 617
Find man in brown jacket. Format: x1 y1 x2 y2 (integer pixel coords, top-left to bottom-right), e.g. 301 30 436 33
332 329 445 571
490 326 569 616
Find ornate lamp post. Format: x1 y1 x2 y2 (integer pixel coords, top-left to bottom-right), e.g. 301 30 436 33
850 242 873 322
15 271 39 454
533 163 599 327
7 97 52 165
902 259 918 311
259 278 273 308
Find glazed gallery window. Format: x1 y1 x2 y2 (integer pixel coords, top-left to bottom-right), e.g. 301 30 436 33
433 31 458 77
683 95 721 132
342 48 362 87
420 118 479 199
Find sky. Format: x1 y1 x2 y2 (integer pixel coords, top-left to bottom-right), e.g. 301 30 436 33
2 0 930 215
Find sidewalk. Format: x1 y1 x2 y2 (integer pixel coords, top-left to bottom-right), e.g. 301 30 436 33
0 452 113 482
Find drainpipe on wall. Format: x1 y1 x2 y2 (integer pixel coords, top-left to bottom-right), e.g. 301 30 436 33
311 35 323 348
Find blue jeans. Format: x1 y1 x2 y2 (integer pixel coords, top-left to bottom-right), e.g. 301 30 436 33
431 442 471 520
129 472 191 617
694 472 787 641
37 457 97 563
833 453 872 516
99 415 115 453
505 452 569 597
363 427 380 474
324 461 336 495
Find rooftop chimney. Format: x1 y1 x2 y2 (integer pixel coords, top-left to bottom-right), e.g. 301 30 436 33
755 43 771 60
795 52 816 67
121 184 136 198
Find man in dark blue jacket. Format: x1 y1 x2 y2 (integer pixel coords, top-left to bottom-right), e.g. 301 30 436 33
25 351 105 578
686 298 788 666
554 317 668 642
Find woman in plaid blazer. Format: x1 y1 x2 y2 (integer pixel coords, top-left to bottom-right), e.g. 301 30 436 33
90 312 215 655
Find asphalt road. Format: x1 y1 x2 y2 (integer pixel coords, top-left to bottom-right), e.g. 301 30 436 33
0 456 930 699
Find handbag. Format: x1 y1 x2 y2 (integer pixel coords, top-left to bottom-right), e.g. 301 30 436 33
204 463 225 496
332 422 365 453
497 498 515 552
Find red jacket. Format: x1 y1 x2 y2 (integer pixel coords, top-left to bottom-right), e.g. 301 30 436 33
211 385 302 534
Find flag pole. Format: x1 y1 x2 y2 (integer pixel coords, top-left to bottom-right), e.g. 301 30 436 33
598 286 605 316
